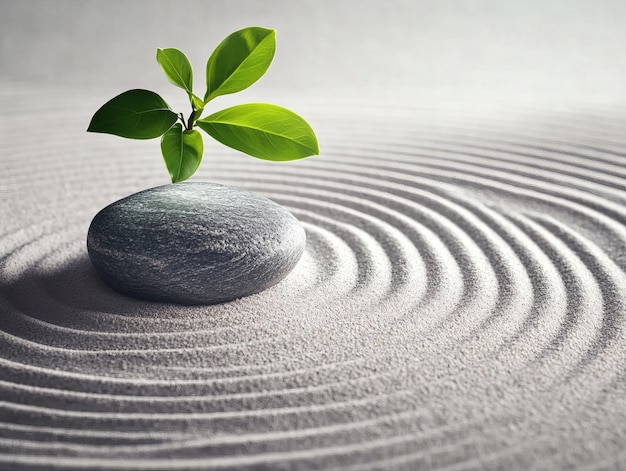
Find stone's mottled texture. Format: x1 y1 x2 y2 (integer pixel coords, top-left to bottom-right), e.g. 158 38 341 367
87 183 306 305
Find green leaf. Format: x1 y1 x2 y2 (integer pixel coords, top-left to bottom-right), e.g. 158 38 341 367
156 48 194 95
191 94 204 112
87 89 178 139
196 103 319 161
204 27 276 102
161 123 204 183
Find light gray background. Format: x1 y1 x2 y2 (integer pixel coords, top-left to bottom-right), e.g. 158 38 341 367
2 0 626 106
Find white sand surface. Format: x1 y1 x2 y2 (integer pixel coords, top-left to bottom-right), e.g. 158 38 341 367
1 82 626 469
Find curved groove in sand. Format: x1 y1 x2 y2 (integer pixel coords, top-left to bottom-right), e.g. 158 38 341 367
1 91 626 468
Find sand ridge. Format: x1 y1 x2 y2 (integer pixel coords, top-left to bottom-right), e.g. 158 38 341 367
1 85 626 469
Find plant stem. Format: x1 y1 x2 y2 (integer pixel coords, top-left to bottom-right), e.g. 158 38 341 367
186 109 196 131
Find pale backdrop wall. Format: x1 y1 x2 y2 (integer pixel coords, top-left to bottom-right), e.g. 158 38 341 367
2 0 626 106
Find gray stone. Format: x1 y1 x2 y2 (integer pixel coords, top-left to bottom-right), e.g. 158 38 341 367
87 182 306 305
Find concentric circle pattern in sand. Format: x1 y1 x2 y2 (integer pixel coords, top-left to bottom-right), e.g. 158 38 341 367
1 83 626 470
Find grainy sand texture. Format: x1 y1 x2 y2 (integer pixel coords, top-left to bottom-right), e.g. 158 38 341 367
1 81 626 469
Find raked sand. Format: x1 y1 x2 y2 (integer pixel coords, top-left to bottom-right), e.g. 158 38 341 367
1 83 626 469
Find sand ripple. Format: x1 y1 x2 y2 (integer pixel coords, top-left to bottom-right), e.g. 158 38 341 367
1 86 626 469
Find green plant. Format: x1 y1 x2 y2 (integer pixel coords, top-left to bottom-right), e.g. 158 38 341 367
87 27 319 183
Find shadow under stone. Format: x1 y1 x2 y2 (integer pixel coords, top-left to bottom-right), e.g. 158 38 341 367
0 253 181 326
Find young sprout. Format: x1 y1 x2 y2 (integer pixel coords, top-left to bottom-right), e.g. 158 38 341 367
87 27 319 183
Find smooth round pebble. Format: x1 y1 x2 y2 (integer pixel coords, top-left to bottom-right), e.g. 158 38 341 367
87 182 306 305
